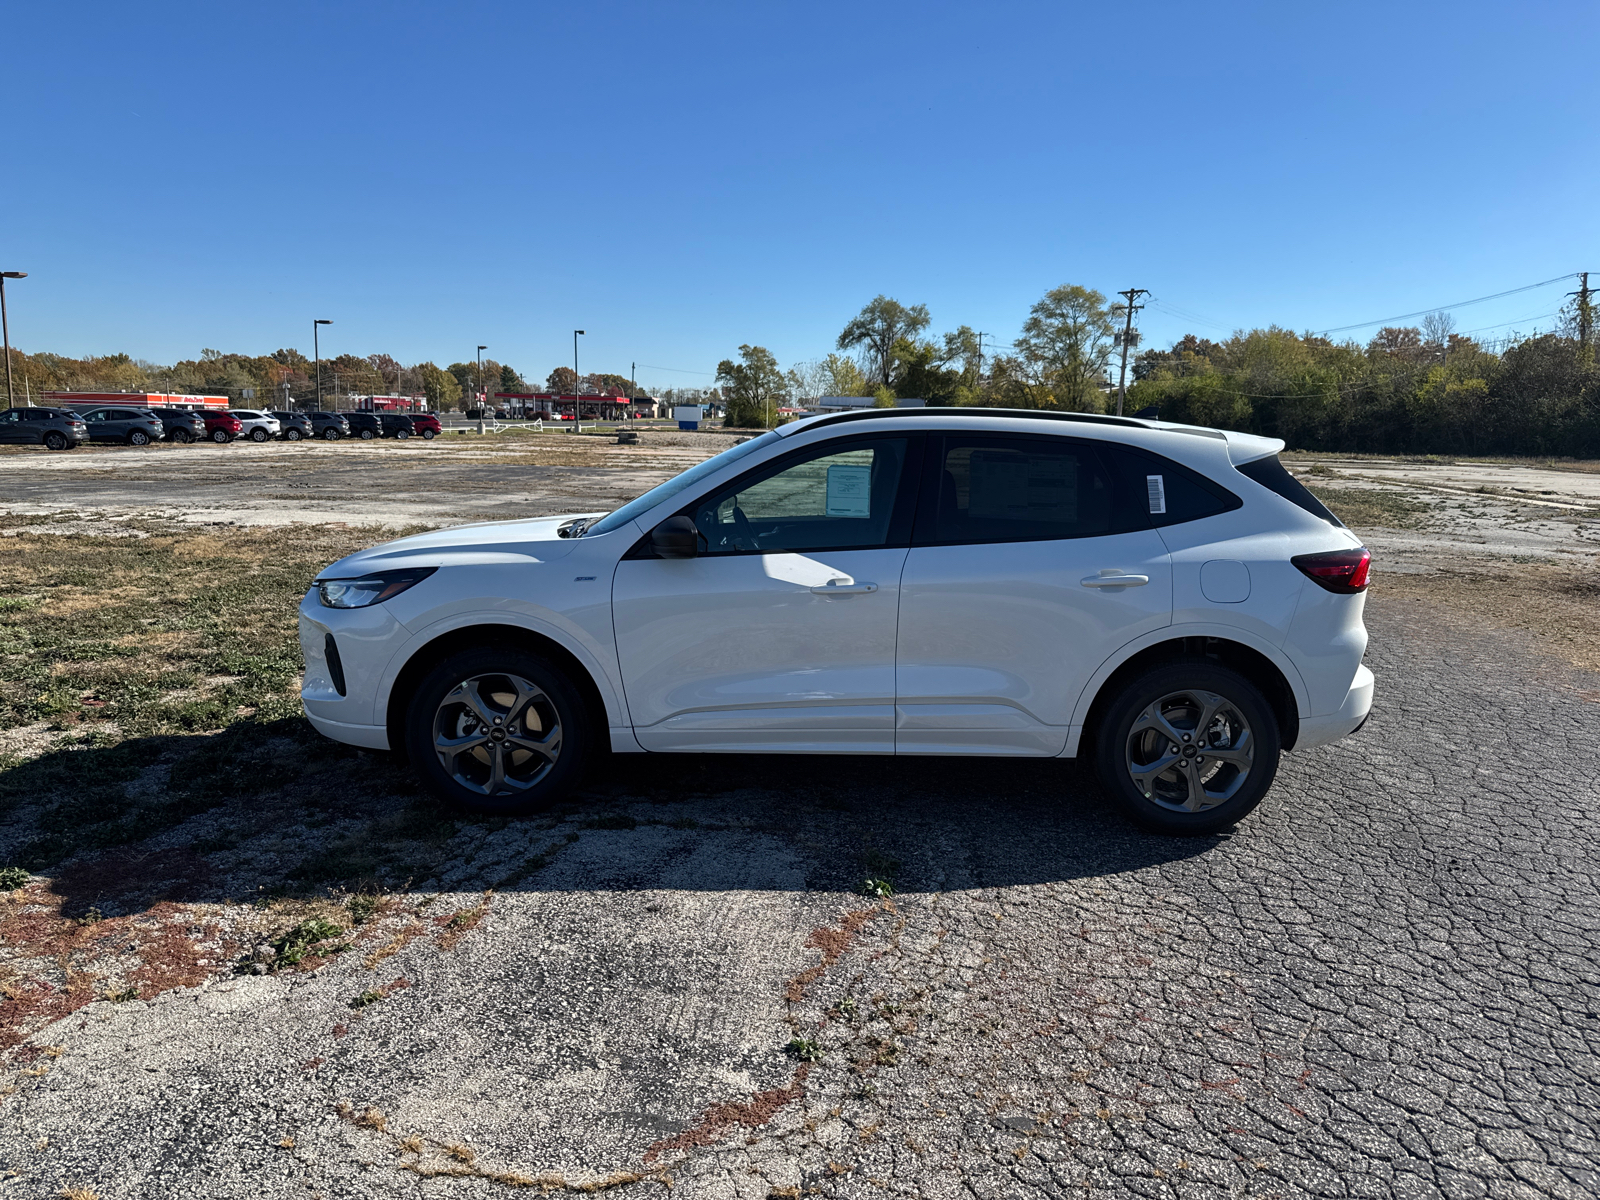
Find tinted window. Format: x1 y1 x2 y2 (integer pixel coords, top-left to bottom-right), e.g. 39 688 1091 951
1234 455 1343 527
915 435 1124 545
1099 444 1242 527
108 409 141 420
691 437 911 555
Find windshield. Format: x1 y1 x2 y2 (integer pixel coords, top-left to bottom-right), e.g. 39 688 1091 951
583 432 782 536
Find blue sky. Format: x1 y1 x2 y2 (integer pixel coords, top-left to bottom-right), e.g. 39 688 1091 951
6 0 1597 390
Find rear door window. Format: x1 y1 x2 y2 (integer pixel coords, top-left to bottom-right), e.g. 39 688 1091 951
913 435 1140 545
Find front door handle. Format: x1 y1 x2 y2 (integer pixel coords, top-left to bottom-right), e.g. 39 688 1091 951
810 580 878 595
1081 572 1150 588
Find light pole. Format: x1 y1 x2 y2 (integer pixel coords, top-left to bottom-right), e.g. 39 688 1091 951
573 330 584 418
313 319 332 409
477 345 487 410
1 272 26 408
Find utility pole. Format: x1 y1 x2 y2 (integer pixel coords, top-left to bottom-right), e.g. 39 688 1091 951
313 319 332 409
975 331 991 396
1570 272 1593 362
0 271 25 408
1114 288 1148 416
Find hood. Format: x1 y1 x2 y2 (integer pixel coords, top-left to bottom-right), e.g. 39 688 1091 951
315 513 604 579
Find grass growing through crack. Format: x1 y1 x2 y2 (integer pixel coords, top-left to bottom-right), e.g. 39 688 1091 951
1303 484 1437 529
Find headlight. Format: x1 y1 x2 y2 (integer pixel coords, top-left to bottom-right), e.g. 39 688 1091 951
317 567 437 609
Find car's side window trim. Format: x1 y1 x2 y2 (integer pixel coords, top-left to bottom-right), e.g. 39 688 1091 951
910 432 1134 548
625 433 925 559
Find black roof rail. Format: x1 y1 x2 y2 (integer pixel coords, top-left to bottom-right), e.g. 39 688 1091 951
794 406 1153 432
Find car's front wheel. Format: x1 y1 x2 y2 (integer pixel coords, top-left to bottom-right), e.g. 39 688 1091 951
1094 662 1280 835
43 431 67 451
405 647 592 816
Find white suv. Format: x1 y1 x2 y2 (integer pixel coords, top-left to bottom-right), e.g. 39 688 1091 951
230 410 281 442
299 409 1373 833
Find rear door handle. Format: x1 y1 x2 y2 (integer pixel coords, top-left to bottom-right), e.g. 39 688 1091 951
1081 573 1150 588
811 580 878 595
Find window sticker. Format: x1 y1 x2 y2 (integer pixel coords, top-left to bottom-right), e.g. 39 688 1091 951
968 451 1077 522
825 463 872 517
1146 474 1167 514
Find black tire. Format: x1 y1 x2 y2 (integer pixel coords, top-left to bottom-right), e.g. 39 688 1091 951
405 646 593 816
323 427 341 441
212 429 232 444
395 429 410 440
127 430 152 446
171 429 193 444
421 429 436 440
1093 662 1280 835
360 429 375 440
43 431 67 451
285 428 302 441
250 428 269 442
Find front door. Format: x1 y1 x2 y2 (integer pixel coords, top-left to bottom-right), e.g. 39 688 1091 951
895 433 1173 755
613 434 919 753
0 409 26 444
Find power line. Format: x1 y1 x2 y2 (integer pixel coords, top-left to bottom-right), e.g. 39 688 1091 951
635 362 715 376
1318 273 1578 334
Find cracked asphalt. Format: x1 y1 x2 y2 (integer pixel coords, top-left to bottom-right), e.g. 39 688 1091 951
2 587 1597 1199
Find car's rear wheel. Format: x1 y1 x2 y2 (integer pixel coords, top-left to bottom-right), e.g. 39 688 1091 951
405 647 592 816
360 429 375 440
285 428 302 441
421 428 436 440
127 430 151 446
1094 662 1279 834
396 429 410 440
323 427 341 441
43 431 67 451
171 429 193 444
212 429 231 444
250 428 269 442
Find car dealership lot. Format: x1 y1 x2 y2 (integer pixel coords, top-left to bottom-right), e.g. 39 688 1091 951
0 442 1596 1198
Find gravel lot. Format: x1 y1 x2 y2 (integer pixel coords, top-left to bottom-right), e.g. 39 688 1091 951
0 439 1596 1199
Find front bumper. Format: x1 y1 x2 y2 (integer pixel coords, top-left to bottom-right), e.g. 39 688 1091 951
1294 664 1374 752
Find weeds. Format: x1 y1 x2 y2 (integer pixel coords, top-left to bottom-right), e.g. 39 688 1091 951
271 918 347 967
0 866 29 890
786 1038 823 1062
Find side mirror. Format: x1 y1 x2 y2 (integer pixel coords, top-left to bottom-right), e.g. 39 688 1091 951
650 515 700 559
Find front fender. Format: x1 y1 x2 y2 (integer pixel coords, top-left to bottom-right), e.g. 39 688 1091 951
376 605 633 739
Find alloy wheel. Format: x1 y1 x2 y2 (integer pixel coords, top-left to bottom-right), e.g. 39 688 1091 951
44 431 66 451
432 672 562 796
1125 688 1254 813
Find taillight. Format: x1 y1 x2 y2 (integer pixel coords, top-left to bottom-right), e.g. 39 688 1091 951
1292 548 1371 594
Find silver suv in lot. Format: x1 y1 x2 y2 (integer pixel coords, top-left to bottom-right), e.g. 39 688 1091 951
74 405 167 446
230 411 281 442
300 408 1373 834
0 407 88 450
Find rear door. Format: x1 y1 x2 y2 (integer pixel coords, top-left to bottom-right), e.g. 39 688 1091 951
613 434 920 753
894 433 1172 755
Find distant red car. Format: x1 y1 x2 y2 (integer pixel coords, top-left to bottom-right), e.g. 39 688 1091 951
410 413 442 440
201 412 243 444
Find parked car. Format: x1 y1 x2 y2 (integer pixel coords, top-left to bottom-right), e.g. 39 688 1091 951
231 410 282 442
0 407 88 450
145 407 207 444
300 407 1374 834
73 405 168 446
307 411 351 441
270 411 315 441
410 413 442 439
345 412 415 440
200 411 244 444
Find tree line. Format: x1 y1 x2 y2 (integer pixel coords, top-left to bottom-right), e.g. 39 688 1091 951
712 287 1600 456
3 349 662 412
